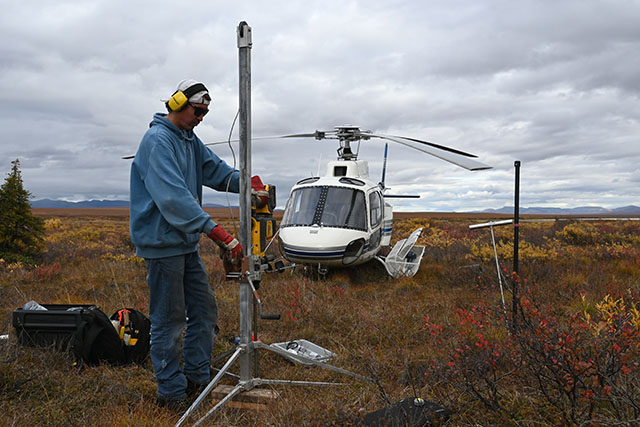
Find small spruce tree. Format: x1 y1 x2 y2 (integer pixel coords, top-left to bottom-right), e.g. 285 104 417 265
0 159 45 264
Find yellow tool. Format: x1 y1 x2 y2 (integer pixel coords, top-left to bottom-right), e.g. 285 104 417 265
251 184 276 257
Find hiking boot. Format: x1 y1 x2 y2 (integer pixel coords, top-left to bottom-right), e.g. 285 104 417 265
186 378 207 398
156 395 192 412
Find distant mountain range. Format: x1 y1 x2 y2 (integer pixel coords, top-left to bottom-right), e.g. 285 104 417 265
30 199 227 208
30 199 640 215
479 205 640 216
31 199 130 208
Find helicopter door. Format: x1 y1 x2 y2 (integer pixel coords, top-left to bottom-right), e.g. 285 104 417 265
368 191 383 251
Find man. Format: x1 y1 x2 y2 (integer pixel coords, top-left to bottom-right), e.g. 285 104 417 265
130 79 251 409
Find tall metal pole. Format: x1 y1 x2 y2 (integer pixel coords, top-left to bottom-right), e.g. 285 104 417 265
512 160 521 326
178 23 372 427
237 21 253 382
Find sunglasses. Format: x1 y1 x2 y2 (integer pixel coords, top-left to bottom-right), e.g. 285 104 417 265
189 103 209 118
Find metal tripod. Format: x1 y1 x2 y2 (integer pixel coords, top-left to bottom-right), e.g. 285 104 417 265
175 21 369 427
176 275 371 426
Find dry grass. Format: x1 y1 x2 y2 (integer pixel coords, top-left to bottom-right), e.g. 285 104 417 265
0 210 638 426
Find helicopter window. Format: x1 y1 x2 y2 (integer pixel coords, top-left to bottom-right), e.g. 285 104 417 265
281 186 323 227
339 177 365 186
296 177 320 185
369 191 383 228
333 166 347 176
321 187 366 230
281 186 366 231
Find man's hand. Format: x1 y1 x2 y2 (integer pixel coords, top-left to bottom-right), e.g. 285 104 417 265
207 225 243 261
251 175 269 209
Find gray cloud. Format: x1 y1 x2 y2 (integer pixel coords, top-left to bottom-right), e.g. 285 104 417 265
0 0 638 211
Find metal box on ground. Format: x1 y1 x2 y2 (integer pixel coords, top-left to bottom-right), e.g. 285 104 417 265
12 304 97 350
270 339 336 365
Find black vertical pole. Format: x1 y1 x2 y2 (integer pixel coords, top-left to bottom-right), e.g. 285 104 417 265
512 160 520 326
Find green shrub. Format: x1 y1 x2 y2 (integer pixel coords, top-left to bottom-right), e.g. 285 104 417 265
0 159 45 264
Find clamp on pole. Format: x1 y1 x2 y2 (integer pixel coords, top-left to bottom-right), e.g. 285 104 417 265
237 21 252 48
225 255 259 282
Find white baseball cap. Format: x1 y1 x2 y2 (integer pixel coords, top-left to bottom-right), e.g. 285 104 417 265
164 79 211 105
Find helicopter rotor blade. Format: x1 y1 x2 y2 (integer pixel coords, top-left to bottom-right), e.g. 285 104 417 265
280 130 334 139
371 133 478 158
280 133 318 138
204 140 239 147
123 128 490 169
123 135 280 159
202 131 335 148
203 135 282 147
292 128 480 159
379 135 492 171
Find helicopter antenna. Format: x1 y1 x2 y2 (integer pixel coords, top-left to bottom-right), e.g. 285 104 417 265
380 142 388 190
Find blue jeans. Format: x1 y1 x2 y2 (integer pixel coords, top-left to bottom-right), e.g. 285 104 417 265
145 252 217 399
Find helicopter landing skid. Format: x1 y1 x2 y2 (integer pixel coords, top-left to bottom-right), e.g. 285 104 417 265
317 264 329 276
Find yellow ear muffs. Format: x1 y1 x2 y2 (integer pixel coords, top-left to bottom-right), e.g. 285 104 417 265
167 83 209 112
168 91 189 112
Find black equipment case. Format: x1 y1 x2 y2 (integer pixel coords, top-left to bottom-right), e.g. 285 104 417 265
12 304 96 350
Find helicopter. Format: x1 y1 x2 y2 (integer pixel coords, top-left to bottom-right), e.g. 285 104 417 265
124 125 491 278
272 125 492 278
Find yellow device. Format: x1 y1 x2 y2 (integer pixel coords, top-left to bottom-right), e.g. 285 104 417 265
251 184 276 257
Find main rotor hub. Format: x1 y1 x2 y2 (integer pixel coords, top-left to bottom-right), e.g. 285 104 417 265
334 126 371 160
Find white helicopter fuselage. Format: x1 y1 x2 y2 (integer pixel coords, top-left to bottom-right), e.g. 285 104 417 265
279 159 392 267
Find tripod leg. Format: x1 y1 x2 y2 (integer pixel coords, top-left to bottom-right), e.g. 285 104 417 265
175 346 243 427
211 346 239 366
193 383 244 427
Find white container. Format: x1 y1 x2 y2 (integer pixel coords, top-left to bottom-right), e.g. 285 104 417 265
22 301 47 311
270 339 336 365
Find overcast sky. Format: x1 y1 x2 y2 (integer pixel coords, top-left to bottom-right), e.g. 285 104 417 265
1 0 638 212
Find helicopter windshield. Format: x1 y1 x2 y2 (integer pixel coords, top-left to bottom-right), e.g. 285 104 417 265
282 186 367 231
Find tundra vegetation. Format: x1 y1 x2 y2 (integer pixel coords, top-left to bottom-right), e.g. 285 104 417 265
0 211 638 426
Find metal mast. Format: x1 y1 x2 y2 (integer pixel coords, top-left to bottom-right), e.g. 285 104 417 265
237 20 253 383
176 22 370 427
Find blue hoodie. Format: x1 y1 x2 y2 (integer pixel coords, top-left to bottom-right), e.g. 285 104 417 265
129 113 239 259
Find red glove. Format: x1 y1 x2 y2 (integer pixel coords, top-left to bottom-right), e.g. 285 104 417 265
251 175 269 209
207 225 243 261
